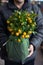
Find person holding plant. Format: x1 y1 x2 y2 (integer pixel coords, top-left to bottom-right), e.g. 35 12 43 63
0 0 43 65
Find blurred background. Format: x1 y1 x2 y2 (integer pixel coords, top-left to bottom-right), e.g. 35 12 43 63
0 0 43 65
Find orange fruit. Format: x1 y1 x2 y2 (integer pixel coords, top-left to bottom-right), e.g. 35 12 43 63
28 18 30 20
18 29 22 34
7 20 10 24
18 39 21 42
22 35 25 38
29 20 32 23
16 32 19 36
27 18 32 23
23 32 26 36
25 35 30 38
28 31 32 34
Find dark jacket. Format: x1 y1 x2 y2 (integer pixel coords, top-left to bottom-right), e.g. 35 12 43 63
0 0 43 62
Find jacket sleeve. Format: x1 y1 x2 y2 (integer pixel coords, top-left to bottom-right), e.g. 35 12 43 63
0 8 8 48
30 4 43 49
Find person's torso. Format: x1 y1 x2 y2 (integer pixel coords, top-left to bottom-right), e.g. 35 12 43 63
0 2 34 37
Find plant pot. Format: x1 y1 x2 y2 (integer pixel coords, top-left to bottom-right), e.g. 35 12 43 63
6 35 29 62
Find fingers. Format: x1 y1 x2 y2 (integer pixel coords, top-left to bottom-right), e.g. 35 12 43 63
27 44 34 57
27 49 33 57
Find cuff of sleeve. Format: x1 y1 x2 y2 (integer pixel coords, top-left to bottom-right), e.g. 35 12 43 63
30 37 42 49
3 40 8 46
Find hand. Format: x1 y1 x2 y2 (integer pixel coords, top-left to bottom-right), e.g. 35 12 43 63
27 44 34 57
